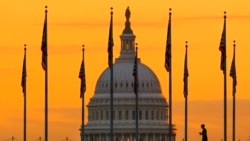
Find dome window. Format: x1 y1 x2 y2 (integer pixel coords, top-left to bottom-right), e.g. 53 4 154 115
132 110 135 120
96 111 99 120
119 110 122 120
100 111 103 120
151 111 154 120
125 110 129 120
145 111 148 120
106 111 109 120
139 111 142 120
156 111 159 120
126 41 129 50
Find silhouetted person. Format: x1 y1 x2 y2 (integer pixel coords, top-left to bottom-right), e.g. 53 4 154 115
199 124 208 141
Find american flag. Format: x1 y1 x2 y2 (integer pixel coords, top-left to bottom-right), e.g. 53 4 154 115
165 11 171 72
21 48 27 95
41 11 47 71
219 18 226 73
79 53 86 98
183 45 189 97
230 45 237 95
108 10 114 68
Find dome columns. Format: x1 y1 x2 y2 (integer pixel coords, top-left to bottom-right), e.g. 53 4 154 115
119 33 136 59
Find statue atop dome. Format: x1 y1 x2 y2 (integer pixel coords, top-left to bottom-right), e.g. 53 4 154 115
123 6 133 34
125 7 131 21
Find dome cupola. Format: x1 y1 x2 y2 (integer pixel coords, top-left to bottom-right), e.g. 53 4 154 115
95 6 161 94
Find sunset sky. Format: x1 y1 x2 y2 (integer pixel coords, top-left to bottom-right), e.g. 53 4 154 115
1 0 250 141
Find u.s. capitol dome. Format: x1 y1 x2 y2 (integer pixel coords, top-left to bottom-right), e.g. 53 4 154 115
81 7 176 141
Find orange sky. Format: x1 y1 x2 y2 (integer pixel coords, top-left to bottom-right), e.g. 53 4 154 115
1 1 250 141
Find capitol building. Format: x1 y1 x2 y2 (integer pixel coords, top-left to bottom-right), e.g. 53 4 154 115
81 7 176 141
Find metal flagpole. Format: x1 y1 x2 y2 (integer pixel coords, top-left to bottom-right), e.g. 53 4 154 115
184 41 189 141
169 57 172 141
82 94 85 141
168 8 173 141
110 56 113 141
43 6 48 141
184 93 187 141
80 45 86 141
108 7 114 141
232 87 235 141
22 44 27 141
223 11 227 141
134 45 139 141
231 40 237 141
232 42 235 141
24 46 27 141
219 11 227 141
164 8 172 141
110 55 113 141
81 91 84 141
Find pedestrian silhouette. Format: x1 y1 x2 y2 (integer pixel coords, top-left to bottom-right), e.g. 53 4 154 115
199 124 208 141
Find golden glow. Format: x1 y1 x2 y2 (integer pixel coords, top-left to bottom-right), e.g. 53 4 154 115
1 1 250 141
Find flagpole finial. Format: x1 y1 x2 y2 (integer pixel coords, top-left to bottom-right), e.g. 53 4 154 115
233 40 236 48
169 8 172 16
110 7 113 15
224 11 227 19
136 43 138 50
45 5 48 13
185 41 188 48
82 44 85 51
24 44 27 50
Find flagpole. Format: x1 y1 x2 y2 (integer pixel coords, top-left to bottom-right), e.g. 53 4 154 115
232 79 235 141
184 41 188 141
232 40 236 141
108 7 114 141
164 8 172 141
168 8 173 141
44 6 48 141
23 44 27 141
81 45 85 141
81 90 85 141
184 93 187 141
110 47 113 141
223 11 227 141
135 45 139 141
